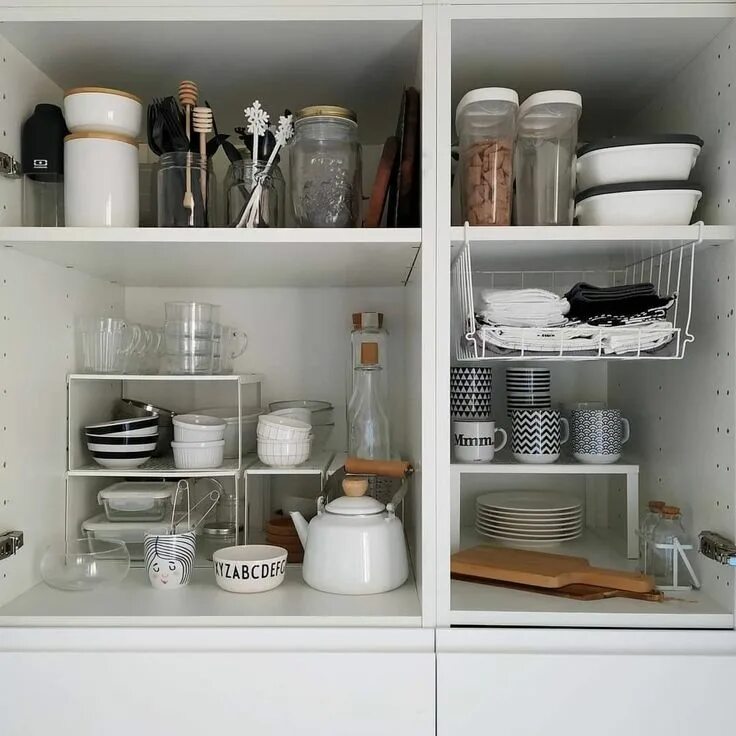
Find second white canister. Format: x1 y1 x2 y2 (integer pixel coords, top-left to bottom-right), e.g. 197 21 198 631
64 131 139 226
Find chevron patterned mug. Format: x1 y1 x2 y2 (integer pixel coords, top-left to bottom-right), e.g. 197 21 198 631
510 408 569 464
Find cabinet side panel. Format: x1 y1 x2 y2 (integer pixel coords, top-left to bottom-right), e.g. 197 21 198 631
611 20 736 614
0 249 124 606
0 31 63 226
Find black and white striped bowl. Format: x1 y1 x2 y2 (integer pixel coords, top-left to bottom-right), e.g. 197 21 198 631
89 448 155 469
85 416 159 436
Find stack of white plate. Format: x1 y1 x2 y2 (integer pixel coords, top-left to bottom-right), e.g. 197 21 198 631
475 491 583 546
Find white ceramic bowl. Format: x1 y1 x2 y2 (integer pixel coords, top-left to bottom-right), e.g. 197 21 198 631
270 407 312 425
87 440 158 454
171 439 225 469
576 136 703 191
90 452 153 469
213 545 287 593
194 406 264 458
173 414 227 443
257 437 312 467
575 182 702 226
269 400 334 426
63 87 142 137
257 414 312 441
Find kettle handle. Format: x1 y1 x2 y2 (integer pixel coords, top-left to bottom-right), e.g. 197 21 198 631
345 458 413 479
387 480 409 516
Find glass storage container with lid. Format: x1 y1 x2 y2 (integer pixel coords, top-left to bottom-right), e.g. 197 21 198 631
639 499 665 573
515 90 582 226
98 481 177 522
290 105 362 228
201 522 236 561
456 88 519 226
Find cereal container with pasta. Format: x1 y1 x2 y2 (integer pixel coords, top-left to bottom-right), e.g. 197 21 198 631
456 88 518 226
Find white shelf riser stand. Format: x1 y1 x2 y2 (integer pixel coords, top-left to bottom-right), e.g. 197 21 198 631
450 465 639 559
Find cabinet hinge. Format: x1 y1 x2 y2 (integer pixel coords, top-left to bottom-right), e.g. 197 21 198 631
0 152 21 178
699 531 736 565
0 530 23 561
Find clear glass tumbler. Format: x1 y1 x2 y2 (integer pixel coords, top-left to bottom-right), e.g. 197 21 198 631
163 301 216 374
225 159 285 228
76 318 142 374
157 152 214 228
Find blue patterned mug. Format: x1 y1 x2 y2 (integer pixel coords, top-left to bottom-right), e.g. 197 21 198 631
571 407 630 464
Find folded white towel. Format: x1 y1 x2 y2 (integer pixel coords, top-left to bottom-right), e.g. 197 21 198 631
480 288 564 305
478 289 570 328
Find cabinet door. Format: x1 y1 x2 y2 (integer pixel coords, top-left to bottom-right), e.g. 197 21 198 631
438 644 735 735
0 630 435 736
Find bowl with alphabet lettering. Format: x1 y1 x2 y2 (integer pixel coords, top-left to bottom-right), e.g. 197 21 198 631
213 544 288 593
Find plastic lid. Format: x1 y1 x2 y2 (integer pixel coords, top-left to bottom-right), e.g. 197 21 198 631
202 522 236 537
98 481 177 501
578 134 703 158
575 180 702 204
456 87 519 127
325 495 385 516
518 90 582 119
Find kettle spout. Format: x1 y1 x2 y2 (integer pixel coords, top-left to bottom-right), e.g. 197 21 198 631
289 512 309 547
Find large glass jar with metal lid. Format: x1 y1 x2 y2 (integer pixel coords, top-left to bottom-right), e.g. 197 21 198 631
290 106 362 228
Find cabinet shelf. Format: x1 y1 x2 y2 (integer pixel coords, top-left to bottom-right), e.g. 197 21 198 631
4 228 422 287
449 225 733 270
68 373 264 384
0 567 422 628
451 528 732 629
68 456 242 478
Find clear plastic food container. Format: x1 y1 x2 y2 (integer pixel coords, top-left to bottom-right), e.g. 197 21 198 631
98 481 177 522
82 512 197 561
515 90 582 226
456 88 519 226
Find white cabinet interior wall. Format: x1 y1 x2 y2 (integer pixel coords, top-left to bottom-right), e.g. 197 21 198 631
0 2 735 733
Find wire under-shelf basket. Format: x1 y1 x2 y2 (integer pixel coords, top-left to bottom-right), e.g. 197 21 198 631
452 223 702 361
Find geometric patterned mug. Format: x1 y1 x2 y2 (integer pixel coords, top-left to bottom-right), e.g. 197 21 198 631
571 408 630 465
451 366 492 420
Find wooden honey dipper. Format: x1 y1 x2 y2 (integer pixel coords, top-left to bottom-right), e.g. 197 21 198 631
178 80 198 225
192 107 212 212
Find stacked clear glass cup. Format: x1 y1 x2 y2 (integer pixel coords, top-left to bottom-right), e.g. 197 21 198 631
163 301 217 374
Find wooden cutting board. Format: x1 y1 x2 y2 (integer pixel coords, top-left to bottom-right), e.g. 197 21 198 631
452 573 663 602
451 545 654 594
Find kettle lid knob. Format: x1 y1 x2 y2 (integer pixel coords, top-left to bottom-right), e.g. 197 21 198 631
342 477 369 497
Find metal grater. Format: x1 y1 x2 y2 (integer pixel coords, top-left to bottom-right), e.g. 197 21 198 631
699 531 736 566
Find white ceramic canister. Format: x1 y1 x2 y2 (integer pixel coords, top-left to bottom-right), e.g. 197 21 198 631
64 131 139 226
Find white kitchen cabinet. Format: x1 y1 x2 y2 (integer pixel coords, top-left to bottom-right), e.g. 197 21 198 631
437 630 736 736
0 629 435 736
1 1 736 733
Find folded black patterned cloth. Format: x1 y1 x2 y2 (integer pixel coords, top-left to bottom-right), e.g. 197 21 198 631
564 282 672 320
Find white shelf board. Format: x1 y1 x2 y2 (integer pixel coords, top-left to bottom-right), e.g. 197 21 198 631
452 456 638 476
2 227 421 287
245 451 335 476
68 373 264 384
450 225 734 270
0 567 421 628
451 527 732 629
69 455 241 478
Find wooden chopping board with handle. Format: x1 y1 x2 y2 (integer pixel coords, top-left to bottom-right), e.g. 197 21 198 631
451 545 654 593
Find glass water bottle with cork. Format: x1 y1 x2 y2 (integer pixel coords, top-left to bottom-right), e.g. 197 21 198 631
348 341 391 460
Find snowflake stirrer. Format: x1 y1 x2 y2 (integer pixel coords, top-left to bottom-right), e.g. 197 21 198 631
237 108 294 228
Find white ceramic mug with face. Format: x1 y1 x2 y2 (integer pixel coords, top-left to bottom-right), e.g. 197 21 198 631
143 530 196 590
452 420 508 463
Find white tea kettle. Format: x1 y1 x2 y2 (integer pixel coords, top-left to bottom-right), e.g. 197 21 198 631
290 473 409 595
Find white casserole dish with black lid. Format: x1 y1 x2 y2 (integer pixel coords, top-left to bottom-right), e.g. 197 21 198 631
575 180 702 226
576 134 703 191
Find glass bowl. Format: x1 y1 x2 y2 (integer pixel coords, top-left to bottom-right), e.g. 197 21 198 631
40 538 131 591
